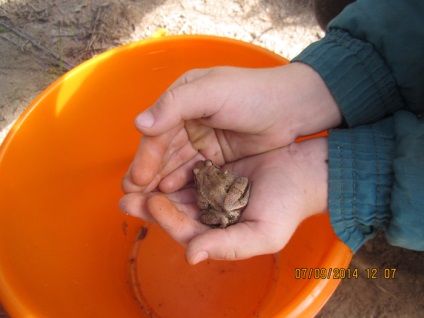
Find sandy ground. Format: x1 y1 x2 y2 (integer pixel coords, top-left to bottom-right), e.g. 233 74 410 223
0 0 423 317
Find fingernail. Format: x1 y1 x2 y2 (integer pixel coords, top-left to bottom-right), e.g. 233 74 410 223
136 111 155 128
118 198 129 215
192 251 209 265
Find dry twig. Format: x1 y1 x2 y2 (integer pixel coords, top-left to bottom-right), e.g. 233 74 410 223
0 17 73 71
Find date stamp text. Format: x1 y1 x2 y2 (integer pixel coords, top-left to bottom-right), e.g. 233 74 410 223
294 268 397 280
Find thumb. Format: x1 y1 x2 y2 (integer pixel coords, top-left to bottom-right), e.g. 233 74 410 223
186 222 286 265
134 68 219 135
146 194 209 245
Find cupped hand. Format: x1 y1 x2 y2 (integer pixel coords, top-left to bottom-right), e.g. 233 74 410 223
119 137 329 265
122 63 341 194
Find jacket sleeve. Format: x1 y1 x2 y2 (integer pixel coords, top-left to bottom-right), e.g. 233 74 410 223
291 0 424 252
328 112 424 252
292 0 424 126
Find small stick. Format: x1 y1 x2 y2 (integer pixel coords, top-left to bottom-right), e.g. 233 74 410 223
0 18 74 71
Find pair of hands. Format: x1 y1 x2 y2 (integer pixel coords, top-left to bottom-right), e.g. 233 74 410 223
119 63 342 264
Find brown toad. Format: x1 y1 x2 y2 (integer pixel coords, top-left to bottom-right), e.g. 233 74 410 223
193 160 251 228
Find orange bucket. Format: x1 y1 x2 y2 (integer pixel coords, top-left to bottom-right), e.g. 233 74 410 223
0 35 352 318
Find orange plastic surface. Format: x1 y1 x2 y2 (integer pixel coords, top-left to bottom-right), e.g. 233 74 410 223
0 35 352 318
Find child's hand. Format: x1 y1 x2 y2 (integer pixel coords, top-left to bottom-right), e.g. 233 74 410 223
119 138 329 264
122 63 340 194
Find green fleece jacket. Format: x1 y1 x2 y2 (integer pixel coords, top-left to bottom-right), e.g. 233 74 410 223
293 0 424 252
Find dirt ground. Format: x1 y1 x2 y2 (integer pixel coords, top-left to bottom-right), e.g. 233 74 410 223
0 0 423 317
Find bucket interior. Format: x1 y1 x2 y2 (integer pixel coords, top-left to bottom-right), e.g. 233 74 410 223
0 36 352 318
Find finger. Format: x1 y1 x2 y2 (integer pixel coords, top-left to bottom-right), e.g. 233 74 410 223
158 153 204 193
147 194 209 246
135 68 213 132
130 126 179 186
184 121 226 165
157 130 202 183
185 221 288 265
129 124 198 191
164 187 197 206
118 192 155 222
121 163 145 194
134 68 236 135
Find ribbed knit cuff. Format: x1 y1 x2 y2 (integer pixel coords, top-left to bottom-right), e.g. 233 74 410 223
328 118 395 252
292 29 404 127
